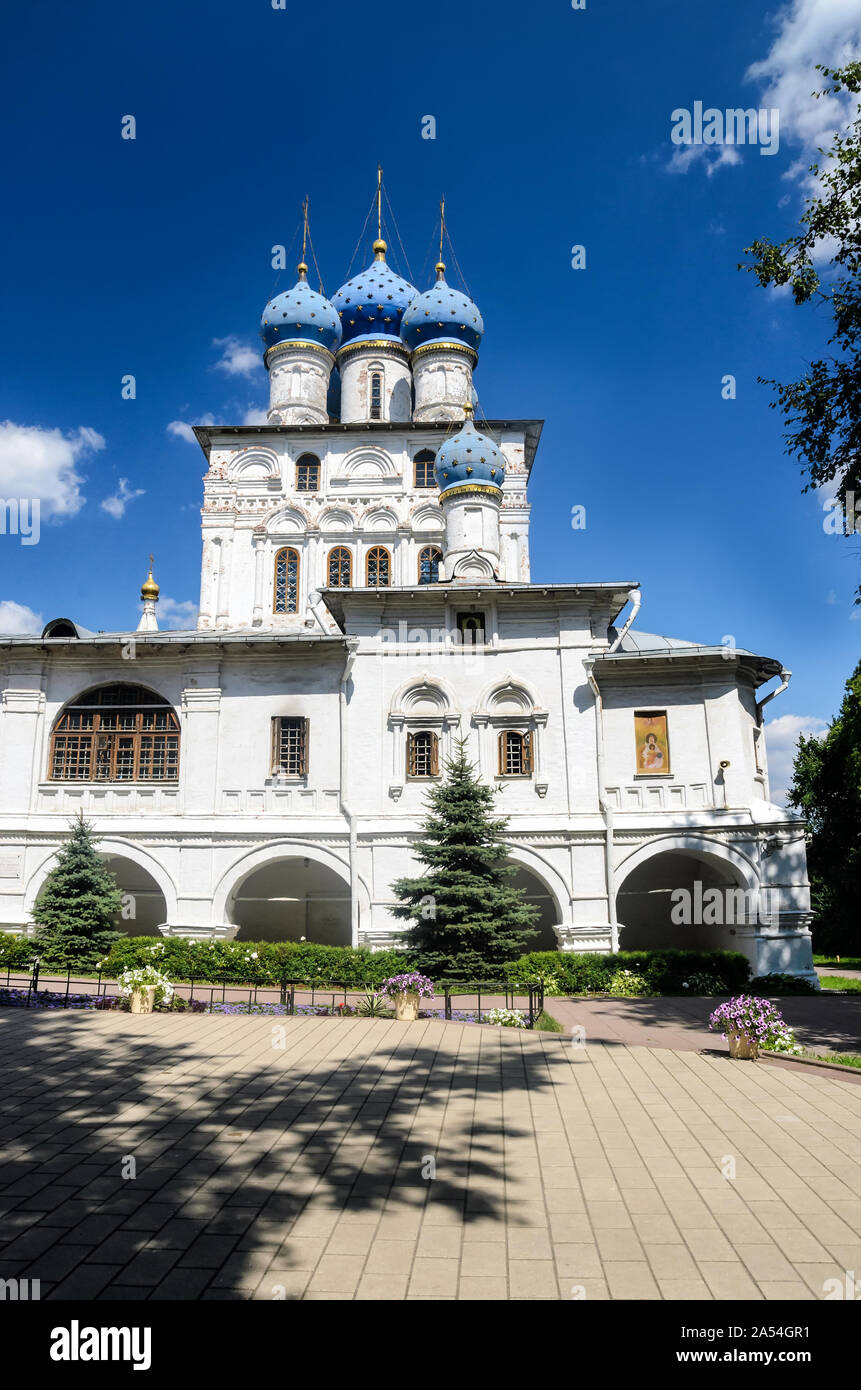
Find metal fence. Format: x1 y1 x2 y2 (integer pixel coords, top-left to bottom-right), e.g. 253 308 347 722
0 961 545 1028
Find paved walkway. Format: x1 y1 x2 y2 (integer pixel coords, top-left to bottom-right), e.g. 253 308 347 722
548 995 861 1057
1 1010 861 1300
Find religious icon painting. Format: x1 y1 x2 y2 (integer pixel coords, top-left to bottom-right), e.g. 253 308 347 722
634 711 671 775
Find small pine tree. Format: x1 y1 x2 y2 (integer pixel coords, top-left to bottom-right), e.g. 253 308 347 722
31 815 123 968
390 740 540 976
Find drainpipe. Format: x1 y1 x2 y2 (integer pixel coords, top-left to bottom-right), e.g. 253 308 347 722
308 588 331 634
756 668 791 720
340 645 359 947
608 588 641 653
585 658 618 952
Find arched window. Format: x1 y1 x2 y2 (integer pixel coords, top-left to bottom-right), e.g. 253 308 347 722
418 545 442 585
296 453 320 492
407 730 439 778
370 372 383 420
50 684 180 783
366 546 391 587
274 547 299 613
414 449 436 489
498 730 533 777
328 546 352 587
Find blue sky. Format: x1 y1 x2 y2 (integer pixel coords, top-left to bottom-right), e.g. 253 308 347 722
1 0 859 797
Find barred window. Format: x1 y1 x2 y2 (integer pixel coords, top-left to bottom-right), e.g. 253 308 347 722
370 372 383 420
274 547 299 613
366 546 391 587
296 454 320 492
498 730 532 777
414 449 436 489
272 717 309 776
407 730 439 778
418 545 442 584
50 685 180 783
328 546 352 587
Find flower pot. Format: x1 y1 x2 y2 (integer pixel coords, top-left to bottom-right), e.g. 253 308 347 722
727 1030 759 1060
130 986 157 1015
394 990 421 1022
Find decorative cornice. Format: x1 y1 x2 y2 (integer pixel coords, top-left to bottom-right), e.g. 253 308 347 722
336 338 410 364
411 341 478 366
263 340 336 368
439 484 502 502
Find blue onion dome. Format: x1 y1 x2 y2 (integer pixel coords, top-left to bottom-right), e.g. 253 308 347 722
434 403 505 496
401 261 484 353
332 239 418 346
260 263 342 354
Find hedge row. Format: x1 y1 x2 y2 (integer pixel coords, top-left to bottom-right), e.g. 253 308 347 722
503 949 752 995
0 933 752 994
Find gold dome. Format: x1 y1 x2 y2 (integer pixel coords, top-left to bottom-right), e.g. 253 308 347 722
373 238 387 260
140 557 159 601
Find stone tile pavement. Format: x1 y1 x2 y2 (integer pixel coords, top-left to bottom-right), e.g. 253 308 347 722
1 1009 861 1300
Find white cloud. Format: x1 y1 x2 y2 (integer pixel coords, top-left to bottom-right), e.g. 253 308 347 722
764 711 830 804
212 336 261 378
665 0 861 180
0 422 104 519
747 0 861 187
157 597 198 630
667 143 742 177
0 600 43 634
242 406 269 426
100 477 145 520
167 414 217 445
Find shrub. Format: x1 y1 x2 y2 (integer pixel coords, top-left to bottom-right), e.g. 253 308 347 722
0 932 40 971
749 973 819 996
482 1007 528 1027
607 969 651 997
681 972 728 995
98 938 412 988
504 950 750 996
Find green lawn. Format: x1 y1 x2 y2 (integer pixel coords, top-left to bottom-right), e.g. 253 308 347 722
805 1053 861 1069
534 1010 564 1032
818 976 861 993
814 956 861 970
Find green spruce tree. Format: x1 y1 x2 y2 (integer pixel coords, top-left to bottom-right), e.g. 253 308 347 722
787 658 861 954
390 740 540 977
31 815 123 968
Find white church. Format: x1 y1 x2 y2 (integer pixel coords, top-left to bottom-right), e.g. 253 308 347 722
0 216 816 980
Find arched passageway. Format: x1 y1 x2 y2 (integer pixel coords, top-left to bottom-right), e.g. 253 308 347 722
100 855 168 936
228 857 351 944
616 849 752 952
507 864 561 952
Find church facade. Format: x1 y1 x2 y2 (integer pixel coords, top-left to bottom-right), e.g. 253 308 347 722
0 232 816 980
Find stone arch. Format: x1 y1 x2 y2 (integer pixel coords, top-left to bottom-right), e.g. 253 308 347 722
211 840 370 943
390 673 459 719
614 834 759 952
24 837 178 930
264 505 309 536
504 844 569 950
359 505 398 533
342 446 396 480
318 507 356 534
228 447 280 481
475 673 541 719
410 502 445 532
